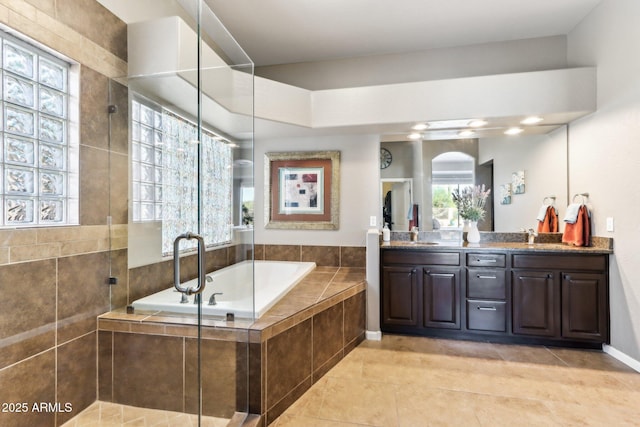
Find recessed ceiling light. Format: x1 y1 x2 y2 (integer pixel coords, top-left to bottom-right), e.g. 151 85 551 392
504 127 524 135
412 123 429 131
458 130 476 137
408 132 422 140
468 119 488 128
521 116 543 125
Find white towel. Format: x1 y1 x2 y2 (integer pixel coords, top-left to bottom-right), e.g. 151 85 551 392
536 204 550 222
563 203 582 223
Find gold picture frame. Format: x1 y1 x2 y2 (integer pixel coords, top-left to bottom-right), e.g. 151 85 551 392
264 151 340 230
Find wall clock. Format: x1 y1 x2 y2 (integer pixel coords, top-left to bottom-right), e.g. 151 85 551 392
380 148 392 169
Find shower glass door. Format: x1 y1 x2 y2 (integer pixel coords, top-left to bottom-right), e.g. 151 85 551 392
107 1 254 425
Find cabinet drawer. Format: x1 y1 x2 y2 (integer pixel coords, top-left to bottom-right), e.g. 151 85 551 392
382 250 460 266
467 269 506 299
467 300 507 332
512 254 606 271
467 253 506 268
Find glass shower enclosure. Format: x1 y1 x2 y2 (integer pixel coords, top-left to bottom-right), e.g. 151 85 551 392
106 1 254 424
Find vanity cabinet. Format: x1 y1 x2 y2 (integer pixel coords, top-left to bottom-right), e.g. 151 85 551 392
423 267 461 329
381 266 418 326
512 270 557 337
381 250 461 334
466 253 507 333
561 272 608 341
381 247 610 348
511 254 609 343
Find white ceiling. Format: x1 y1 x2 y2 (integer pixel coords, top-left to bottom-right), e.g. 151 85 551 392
203 0 603 66
100 0 602 67
97 0 601 139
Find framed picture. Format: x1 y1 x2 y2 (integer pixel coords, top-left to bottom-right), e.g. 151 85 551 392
500 183 512 205
264 151 340 229
512 170 525 194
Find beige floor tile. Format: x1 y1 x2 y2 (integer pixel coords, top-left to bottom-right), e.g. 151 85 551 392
472 394 560 426
316 376 400 426
546 401 640 427
283 376 330 419
492 342 567 366
272 414 366 426
396 387 482 427
548 347 637 372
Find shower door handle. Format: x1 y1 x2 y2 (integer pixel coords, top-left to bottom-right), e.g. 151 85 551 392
173 232 207 296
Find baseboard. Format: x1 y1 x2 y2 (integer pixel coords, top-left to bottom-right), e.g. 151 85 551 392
365 330 382 341
603 344 640 373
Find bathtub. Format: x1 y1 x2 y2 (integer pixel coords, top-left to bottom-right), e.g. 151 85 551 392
131 260 316 318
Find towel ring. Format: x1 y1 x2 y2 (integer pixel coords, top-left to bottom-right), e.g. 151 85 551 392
572 193 589 204
543 196 556 205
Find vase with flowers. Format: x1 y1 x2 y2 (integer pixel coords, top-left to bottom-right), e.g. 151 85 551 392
452 185 491 243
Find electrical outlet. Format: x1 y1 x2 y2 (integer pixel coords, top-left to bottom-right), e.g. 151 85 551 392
369 216 377 227
606 217 614 232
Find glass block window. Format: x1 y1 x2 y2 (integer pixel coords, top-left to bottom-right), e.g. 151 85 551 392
131 99 233 255
1 30 77 227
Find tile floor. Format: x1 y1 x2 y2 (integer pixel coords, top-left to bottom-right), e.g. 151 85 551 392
60 401 229 427
63 335 640 426
272 335 640 426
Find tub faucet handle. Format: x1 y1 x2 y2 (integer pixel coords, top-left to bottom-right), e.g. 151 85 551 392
208 292 223 306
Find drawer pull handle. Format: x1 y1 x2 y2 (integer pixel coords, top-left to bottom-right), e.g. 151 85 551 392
477 306 497 311
476 259 497 263
477 275 497 279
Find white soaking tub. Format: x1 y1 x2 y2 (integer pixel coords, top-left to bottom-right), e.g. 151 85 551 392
131 260 316 318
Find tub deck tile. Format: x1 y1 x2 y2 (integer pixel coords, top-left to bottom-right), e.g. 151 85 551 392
99 266 366 343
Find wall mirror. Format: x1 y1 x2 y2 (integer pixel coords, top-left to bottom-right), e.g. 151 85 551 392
381 178 413 231
380 124 568 232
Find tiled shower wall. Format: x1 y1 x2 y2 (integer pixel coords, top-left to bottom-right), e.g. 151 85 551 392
0 1 127 426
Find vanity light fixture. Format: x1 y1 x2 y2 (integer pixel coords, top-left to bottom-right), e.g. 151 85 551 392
412 123 429 131
408 132 422 140
504 127 524 135
521 116 543 125
468 119 488 128
458 129 476 137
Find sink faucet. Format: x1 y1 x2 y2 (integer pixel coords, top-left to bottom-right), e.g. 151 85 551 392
410 226 419 242
522 228 538 245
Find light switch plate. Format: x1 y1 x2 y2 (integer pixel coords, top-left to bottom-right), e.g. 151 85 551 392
606 217 614 232
369 216 377 227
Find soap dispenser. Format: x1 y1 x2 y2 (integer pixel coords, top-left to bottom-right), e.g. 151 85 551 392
382 223 391 242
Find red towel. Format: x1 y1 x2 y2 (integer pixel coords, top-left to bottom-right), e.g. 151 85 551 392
537 206 559 233
562 205 590 246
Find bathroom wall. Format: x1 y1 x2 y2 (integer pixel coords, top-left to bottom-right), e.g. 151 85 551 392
567 0 640 363
0 1 127 426
254 133 380 247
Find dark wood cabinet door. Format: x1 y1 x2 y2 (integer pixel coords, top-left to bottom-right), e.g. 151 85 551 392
512 270 558 337
423 268 461 329
382 266 419 326
562 272 608 341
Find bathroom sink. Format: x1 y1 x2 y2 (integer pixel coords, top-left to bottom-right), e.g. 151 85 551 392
408 241 439 246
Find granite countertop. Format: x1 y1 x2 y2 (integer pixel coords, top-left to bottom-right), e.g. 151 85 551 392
381 231 613 254
382 240 612 254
